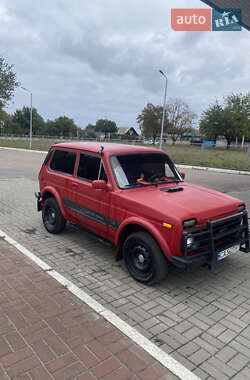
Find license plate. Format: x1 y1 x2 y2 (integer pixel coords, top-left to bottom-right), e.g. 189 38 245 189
217 245 239 261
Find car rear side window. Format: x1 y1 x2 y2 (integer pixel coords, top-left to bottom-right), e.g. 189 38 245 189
43 148 53 165
77 153 107 182
50 150 76 175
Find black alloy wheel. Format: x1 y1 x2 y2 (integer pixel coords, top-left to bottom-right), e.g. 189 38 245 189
42 198 66 234
123 231 168 285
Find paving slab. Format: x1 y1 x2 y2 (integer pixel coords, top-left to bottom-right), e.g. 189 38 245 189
0 238 178 380
0 147 250 379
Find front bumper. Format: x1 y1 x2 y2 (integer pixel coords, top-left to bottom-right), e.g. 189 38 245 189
172 211 250 270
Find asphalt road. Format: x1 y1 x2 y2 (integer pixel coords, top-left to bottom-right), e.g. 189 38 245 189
1 147 250 380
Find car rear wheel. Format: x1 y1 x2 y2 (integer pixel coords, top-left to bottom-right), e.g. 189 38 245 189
42 198 66 234
123 231 168 285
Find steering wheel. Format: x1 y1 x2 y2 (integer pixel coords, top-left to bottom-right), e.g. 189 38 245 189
148 173 163 182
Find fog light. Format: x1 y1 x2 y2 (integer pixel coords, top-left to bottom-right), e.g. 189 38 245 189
186 236 194 247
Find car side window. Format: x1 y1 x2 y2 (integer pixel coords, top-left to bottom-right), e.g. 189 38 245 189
43 148 53 165
77 154 107 182
50 150 76 175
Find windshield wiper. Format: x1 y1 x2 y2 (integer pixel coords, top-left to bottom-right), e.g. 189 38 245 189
155 179 180 185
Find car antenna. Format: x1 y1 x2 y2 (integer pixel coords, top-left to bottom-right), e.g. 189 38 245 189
98 146 104 155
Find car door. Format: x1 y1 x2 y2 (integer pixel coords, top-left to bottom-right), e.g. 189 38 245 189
68 152 110 239
48 149 77 221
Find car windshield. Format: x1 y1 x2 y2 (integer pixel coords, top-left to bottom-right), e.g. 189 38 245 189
110 153 182 189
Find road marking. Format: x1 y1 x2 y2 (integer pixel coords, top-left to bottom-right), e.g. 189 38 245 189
0 229 200 380
1 146 250 176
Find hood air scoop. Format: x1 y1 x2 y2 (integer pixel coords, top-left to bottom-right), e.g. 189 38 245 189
160 187 184 193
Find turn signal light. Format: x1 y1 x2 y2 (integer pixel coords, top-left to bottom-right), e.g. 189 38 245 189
162 222 172 229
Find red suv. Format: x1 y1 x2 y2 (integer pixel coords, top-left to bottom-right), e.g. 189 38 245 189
36 142 249 284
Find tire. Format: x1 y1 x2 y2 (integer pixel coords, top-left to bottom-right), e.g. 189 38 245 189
42 198 66 234
123 231 168 285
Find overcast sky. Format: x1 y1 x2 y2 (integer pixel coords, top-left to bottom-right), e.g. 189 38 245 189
0 0 249 130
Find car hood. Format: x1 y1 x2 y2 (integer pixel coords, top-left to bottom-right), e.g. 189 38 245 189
117 182 242 225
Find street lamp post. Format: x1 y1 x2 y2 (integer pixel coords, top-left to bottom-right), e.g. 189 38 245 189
159 70 168 150
21 86 33 149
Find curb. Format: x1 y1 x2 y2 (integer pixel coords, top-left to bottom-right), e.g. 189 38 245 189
1 146 250 176
0 146 48 154
176 164 250 176
0 229 200 380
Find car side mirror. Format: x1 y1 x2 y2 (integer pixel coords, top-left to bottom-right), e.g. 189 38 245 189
180 172 185 180
92 180 109 191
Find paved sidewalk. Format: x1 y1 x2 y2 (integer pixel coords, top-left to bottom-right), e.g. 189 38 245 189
0 238 178 380
1 149 250 379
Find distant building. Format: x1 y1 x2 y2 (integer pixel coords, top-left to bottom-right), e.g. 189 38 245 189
117 127 139 137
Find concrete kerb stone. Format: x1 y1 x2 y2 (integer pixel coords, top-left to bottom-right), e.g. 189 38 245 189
1 146 250 176
0 146 48 154
175 164 250 177
0 229 200 380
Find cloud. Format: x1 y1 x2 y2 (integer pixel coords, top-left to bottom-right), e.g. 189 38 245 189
0 0 249 129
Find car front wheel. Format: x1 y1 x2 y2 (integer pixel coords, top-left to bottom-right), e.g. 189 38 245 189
42 198 66 234
123 231 168 285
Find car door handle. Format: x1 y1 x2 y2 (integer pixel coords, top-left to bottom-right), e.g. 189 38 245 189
72 183 79 187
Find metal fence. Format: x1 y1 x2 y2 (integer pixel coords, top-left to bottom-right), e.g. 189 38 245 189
0 135 250 171
199 143 250 170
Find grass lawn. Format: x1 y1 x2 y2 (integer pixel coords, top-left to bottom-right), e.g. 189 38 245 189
163 144 249 172
0 137 60 151
0 137 249 172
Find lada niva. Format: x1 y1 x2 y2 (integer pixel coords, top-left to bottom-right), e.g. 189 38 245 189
36 142 249 284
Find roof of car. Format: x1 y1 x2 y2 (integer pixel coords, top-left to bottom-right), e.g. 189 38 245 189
52 141 162 155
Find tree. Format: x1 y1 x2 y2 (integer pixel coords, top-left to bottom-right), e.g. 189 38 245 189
45 116 78 137
13 106 45 135
199 93 250 148
199 101 223 142
95 119 117 137
85 123 97 138
76 127 85 139
0 57 19 106
166 99 196 144
221 108 240 149
224 93 250 146
0 110 22 134
137 103 164 144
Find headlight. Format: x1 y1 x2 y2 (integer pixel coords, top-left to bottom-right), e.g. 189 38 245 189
186 236 194 247
238 204 245 213
183 218 197 229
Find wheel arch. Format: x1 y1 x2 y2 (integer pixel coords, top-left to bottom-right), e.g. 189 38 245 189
41 186 66 218
115 218 171 261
